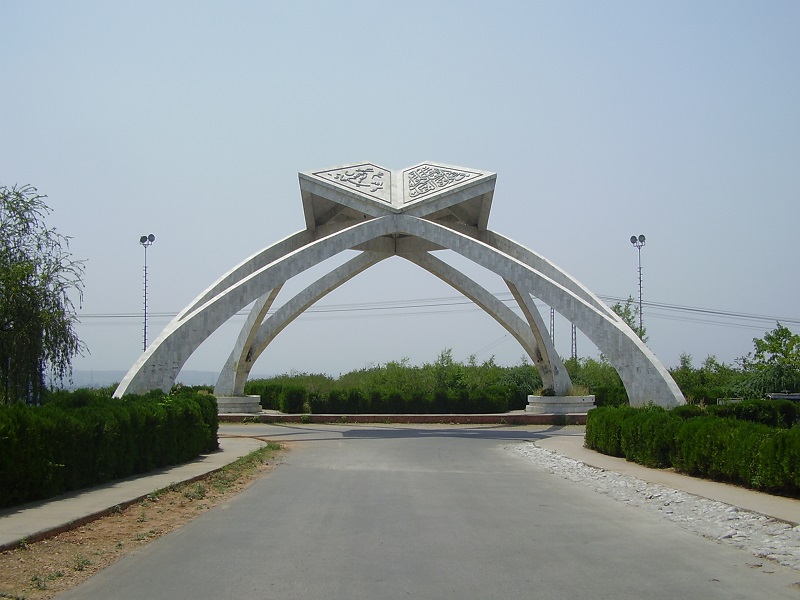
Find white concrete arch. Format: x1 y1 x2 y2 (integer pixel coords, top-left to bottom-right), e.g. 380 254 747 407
214 251 386 396
115 216 401 396
212 285 283 397
402 252 571 394
213 249 572 397
115 162 684 407
394 215 684 407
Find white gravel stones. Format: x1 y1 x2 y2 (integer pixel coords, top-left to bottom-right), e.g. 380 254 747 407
507 441 800 572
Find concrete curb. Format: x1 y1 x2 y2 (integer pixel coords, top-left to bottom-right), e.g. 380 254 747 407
218 411 588 425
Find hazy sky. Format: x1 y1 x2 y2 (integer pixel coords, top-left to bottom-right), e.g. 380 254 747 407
3 1 799 382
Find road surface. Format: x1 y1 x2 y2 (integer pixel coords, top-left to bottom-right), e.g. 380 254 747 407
59 423 800 599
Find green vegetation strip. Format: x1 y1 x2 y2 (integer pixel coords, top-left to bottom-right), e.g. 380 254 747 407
143 440 281 502
202 441 282 493
0 389 219 508
245 349 629 414
585 400 800 496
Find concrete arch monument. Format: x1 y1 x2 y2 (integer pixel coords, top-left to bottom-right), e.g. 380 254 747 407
114 162 685 409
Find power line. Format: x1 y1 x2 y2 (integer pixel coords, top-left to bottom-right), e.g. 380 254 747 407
597 295 800 327
76 292 799 331
473 334 511 358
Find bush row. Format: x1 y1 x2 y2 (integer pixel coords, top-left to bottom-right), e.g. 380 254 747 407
585 401 800 495
0 389 218 508
705 399 799 428
257 383 519 414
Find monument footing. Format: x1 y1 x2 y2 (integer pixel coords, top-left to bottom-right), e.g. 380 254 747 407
216 395 262 414
526 395 596 414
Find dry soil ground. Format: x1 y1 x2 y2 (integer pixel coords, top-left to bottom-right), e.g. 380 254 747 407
0 441 284 600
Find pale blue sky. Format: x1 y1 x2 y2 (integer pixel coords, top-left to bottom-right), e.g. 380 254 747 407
2 1 799 381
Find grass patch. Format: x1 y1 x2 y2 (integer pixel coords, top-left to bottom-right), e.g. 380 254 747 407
31 574 47 590
183 483 207 501
73 554 91 572
204 441 282 493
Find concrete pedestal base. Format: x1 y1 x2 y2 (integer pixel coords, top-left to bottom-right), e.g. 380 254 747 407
526 395 596 414
216 395 262 414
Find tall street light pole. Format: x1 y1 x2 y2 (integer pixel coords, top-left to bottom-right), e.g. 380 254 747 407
630 234 645 334
140 234 155 352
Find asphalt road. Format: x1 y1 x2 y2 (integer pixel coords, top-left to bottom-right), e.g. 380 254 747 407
59 424 800 599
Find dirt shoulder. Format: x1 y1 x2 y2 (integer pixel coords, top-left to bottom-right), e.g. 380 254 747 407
0 442 285 600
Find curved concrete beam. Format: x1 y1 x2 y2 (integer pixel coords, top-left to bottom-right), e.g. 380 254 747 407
176 221 354 322
503 280 571 394
115 212 683 407
213 285 283 396
483 230 621 322
217 248 572 396
214 251 386 396
115 216 401 396
393 216 684 407
177 229 313 321
403 252 572 394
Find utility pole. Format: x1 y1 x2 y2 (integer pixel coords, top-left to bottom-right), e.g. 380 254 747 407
140 234 155 351
630 234 646 334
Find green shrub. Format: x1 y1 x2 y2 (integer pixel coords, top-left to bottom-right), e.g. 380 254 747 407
368 389 387 413
407 389 431 413
432 389 455 413
707 399 799 429
670 404 704 419
346 388 366 413
384 389 405 413
670 417 773 485
589 402 800 496
620 406 677 468
278 386 306 413
0 389 218 508
327 389 345 412
755 426 800 492
248 354 627 414
585 406 637 457
257 383 283 410
481 385 510 413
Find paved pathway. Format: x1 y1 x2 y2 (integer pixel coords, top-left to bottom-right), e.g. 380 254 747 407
51 424 800 599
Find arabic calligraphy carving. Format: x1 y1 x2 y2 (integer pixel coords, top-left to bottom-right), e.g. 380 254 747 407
333 168 385 193
404 165 475 202
314 164 391 203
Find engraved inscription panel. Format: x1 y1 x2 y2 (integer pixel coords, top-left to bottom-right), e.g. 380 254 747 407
313 163 391 203
402 165 480 203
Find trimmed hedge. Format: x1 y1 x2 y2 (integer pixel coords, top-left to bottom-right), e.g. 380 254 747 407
706 399 800 429
585 401 800 496
245 358 539 415
0 389 218 508
259 384 513 414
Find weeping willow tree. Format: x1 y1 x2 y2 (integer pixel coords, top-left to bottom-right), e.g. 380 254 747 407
0 184 85 404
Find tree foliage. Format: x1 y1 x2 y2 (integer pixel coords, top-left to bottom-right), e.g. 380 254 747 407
245 323 800 410
669 353 743 404
611 296 647 342
0 184 85 403
668 325 800 403
564 356 628 406
737 323 800 396
246 350 541 413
